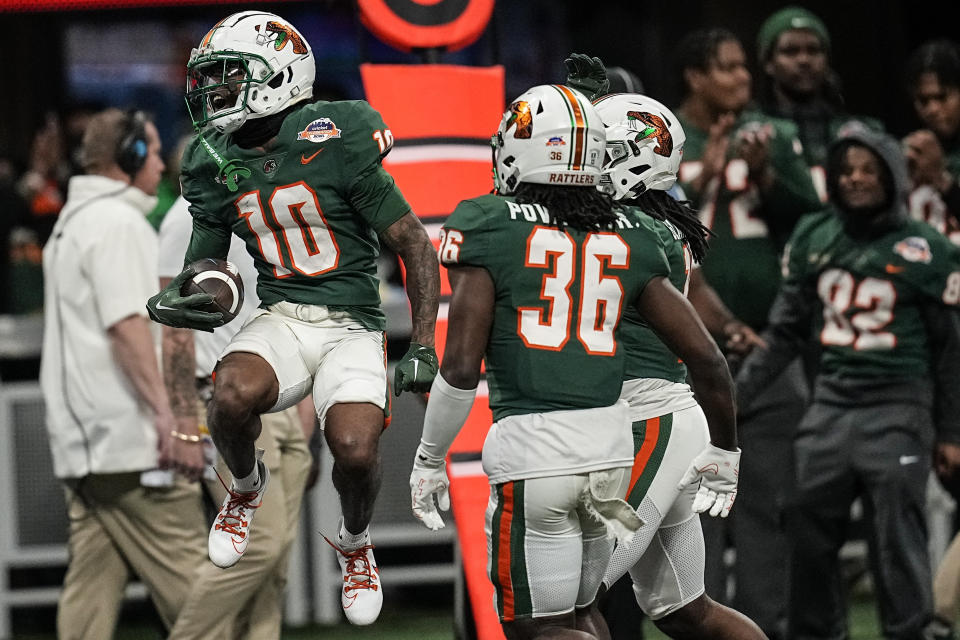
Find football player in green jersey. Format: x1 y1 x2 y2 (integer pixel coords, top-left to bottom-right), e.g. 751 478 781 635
569 91 765 640
145 11 440 626
736 127 960 640
904 40 960 245
673 28 821 637
407 84 737 640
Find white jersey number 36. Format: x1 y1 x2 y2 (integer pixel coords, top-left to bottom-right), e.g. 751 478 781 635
519 227 628 355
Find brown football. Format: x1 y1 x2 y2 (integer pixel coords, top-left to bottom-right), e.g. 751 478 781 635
180 258 245 324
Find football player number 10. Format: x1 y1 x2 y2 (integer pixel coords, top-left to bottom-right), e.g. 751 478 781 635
236 182 340 277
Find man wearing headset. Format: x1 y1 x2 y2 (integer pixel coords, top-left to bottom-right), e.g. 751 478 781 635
39 108 207 640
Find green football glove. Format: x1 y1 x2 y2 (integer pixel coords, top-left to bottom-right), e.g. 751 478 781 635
564 52 610 101
394 342 439 396
147 267 223 332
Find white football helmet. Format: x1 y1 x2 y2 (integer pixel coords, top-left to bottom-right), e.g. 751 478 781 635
186 11 315 134
492 84 605 195
593 93 685 200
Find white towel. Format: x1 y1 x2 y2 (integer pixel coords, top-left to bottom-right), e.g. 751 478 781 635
581 469 643 546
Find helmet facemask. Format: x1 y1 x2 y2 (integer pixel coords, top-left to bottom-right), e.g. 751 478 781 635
186 52 270 133
599 135 650 198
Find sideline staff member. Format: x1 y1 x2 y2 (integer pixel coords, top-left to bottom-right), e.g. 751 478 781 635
40 108 206 640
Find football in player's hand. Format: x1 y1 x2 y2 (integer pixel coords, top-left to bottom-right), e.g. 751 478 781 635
180 258 244 324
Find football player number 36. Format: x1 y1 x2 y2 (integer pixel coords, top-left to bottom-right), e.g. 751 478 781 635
519 227 627 355
236 182 339 277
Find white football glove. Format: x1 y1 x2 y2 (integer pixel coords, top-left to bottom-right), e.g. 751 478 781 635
678 444 741 518
409 450 450 531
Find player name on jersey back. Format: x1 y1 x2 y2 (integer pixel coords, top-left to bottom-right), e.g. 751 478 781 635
505 200 647 230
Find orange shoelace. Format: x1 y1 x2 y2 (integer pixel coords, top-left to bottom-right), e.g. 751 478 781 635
213 469 262 538
323 536 380 593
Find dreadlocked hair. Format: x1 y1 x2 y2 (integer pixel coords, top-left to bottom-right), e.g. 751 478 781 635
514 183 621 232
629 190 712 264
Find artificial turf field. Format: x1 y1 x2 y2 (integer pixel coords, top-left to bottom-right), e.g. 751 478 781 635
11 590 884 639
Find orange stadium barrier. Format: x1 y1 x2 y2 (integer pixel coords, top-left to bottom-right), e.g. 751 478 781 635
361 63 504 639
360 64 503 218
449 467 505 640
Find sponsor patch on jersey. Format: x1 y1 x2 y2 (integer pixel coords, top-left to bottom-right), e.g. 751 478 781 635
893 236 933 263
297 118 341 143
545 136 566 146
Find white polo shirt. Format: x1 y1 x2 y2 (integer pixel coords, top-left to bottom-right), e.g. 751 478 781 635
40 175 160 479
157 195 261 377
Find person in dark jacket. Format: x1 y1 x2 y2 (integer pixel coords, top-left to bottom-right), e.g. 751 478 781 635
736 126 960 640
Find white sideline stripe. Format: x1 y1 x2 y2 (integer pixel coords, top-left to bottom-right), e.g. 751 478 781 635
386 145 490 164
449 460 486 478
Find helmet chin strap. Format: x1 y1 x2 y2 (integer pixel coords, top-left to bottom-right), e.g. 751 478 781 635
196 130 251 193
195 103 299 192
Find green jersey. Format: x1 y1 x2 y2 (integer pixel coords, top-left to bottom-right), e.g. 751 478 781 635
180 100 410 330
908 142 960 246
620 211 691 383
784 211 960 378
439 195 670 421
678 111 821 330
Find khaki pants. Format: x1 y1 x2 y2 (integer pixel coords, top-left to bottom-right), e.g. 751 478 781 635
57 473 206 640
935 532 960 623
168 405 311 640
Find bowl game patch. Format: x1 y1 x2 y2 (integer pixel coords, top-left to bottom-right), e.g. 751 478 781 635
298 118 341 143
893 237 932 264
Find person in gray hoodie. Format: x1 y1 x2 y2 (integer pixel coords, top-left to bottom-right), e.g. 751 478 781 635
735 126 960 640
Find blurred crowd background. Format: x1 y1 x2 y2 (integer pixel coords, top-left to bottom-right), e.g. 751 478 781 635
0 0 954 318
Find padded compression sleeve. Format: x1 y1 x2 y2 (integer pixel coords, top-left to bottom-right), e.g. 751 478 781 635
416 372 478 464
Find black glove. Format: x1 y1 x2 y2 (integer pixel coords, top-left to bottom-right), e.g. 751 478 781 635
564 53 609 101
147 267 223 332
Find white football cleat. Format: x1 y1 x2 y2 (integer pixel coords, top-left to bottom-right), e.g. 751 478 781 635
324 530 383 625
208 452 269 568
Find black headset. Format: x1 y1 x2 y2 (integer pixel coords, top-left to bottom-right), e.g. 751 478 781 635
116 109 149 178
